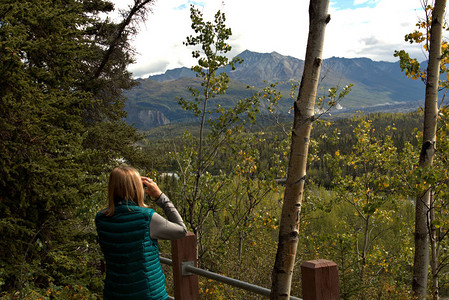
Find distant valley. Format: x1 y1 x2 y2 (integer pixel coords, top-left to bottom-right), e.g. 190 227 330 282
124 50 425 129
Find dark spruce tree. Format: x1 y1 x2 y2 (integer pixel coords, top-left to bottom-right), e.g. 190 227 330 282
0 0 155 297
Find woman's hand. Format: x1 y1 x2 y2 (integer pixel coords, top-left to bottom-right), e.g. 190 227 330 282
141 177 163 199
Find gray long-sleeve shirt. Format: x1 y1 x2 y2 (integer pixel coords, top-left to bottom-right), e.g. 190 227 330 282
149 193 187 240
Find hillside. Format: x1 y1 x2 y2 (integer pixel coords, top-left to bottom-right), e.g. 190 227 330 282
124 50 425 129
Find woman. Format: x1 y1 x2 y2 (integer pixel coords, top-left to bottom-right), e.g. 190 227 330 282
95 166 187 300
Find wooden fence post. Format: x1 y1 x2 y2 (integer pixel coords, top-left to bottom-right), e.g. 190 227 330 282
171 232 199 300
301 259 340 300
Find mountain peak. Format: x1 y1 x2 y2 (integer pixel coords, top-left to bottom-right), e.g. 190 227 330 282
238 50 288 59
148 50 403 87
127 50 424 129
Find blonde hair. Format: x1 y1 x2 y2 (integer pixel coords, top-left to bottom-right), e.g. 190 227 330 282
105 166 147 216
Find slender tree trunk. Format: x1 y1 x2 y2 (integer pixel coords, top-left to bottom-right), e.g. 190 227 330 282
360 216 370 285
270 1 330 298
412 0 446 298
238 232 243 262
430 192 440 300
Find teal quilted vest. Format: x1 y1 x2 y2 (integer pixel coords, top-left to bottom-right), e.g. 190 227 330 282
95 200 168 300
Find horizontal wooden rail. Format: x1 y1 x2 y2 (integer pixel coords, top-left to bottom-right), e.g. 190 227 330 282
161 232 340 300
160 256 301 299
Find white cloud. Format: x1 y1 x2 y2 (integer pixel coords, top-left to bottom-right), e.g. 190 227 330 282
113 0 430 77
324 0 425 61
127 0 195 77
222 0 309 57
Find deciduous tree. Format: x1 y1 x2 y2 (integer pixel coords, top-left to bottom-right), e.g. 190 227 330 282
175 5 261 258
395 0 447 298
270 0 330 298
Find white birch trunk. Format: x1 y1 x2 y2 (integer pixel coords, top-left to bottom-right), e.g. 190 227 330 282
412 0 446 298
270 0 330 298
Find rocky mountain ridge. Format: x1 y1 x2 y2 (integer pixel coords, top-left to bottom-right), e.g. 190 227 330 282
124 50 425 129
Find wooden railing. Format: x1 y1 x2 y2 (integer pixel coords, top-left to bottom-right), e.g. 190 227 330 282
161 232 340 300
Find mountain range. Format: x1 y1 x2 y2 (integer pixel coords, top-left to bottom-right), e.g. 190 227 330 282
124 50 425 129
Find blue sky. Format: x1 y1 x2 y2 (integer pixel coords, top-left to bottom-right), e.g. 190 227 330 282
111 0 430 78
332 0 380 10
174 0 206 10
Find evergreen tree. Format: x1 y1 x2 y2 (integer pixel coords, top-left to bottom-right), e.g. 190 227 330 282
0 0 153 296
